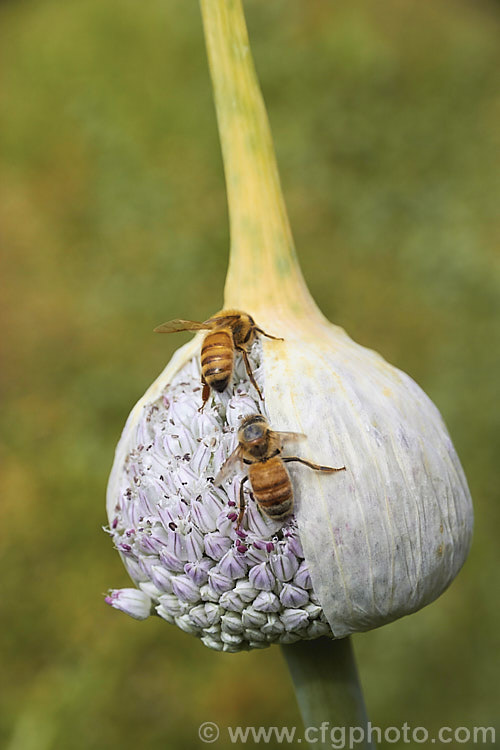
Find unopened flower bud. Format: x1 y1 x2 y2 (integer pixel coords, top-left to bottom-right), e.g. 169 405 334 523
105 588 152 621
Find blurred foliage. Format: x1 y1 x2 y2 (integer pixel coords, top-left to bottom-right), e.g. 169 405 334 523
1 0 499 748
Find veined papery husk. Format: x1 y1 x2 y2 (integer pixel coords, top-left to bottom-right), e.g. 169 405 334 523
258 309 472 637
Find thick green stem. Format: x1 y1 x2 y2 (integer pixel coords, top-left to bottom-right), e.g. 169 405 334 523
199 0 319 321
282 638 375 750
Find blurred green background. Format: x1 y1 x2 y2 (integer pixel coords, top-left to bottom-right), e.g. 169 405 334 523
1 0 499 747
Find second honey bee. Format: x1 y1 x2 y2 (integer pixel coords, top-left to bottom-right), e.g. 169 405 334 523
215 414 346 528
154 309 282 410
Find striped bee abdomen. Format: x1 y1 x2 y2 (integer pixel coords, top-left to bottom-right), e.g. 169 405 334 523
201 329 234 392
249 457 293 519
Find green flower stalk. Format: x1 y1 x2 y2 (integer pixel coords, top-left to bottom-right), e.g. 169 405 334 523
106 1 473 747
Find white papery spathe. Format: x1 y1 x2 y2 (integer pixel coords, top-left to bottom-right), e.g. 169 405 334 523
261 319 473 638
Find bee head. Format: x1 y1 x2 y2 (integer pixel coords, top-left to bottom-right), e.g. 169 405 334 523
227 311 256 346
239 414 268 446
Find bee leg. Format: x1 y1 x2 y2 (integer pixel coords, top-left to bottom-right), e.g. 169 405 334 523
198 377 211 413
235 345 263 400
282 457 346 473
237 476 249 529
255 327 284 342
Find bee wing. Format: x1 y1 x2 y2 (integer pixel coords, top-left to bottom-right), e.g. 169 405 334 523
275 431 306 448
214 447 242 486
153 319 208 333
203 312 241 328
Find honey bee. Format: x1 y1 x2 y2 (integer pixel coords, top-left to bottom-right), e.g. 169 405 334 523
154 309 282 410
215 414 346 528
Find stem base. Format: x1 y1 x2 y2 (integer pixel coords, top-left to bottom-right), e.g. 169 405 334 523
282 637 375 750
